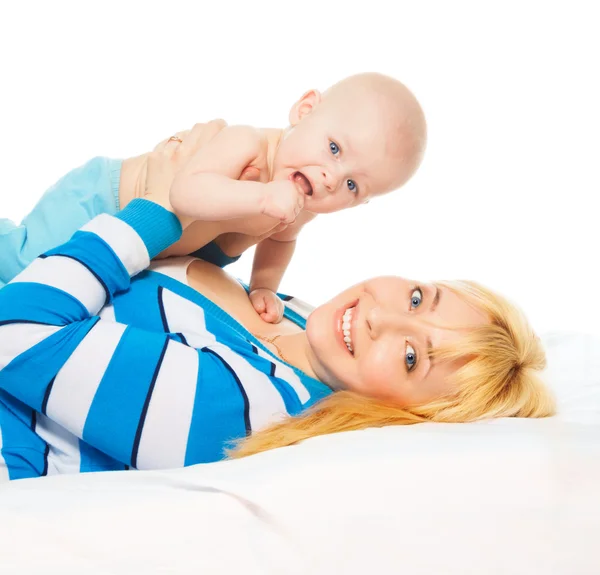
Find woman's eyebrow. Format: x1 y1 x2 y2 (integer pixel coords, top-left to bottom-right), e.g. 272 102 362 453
421 338 435 381
427 337 435 368
423 288 441 375
431 286 441 312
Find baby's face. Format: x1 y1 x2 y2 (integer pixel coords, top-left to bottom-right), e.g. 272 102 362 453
272 89 422 214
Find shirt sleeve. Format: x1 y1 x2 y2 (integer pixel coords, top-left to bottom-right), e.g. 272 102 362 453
0 157 121 288
0 199 219 470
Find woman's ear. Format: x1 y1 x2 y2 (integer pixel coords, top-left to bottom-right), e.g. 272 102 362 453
288 89 322 126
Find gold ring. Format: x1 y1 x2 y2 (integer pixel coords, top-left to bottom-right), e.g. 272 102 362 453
168 135 183 143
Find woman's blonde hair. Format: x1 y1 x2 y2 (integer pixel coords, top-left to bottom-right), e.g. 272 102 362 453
229 280 555 459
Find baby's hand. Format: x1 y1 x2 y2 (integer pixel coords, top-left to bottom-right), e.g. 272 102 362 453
249 288 284 324
260 180 305 224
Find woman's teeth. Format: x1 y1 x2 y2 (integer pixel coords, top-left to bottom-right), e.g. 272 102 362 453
342 306 355 354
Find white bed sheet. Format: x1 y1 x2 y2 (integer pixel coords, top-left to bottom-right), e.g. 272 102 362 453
0 331 598 575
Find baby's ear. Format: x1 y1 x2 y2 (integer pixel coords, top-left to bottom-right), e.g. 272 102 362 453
289 89 322 125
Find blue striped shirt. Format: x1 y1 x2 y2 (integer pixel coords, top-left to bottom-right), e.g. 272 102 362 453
0 199 331 481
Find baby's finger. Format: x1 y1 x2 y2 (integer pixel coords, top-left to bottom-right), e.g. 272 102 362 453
266 295 284 323
261 302 279 323
251 294 266 314
265 297 276 315
274 297 284 323
260 311 280 324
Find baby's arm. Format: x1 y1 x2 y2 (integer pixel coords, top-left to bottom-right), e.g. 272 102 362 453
170 125 303 224
249 238 297 323
249 215 314 323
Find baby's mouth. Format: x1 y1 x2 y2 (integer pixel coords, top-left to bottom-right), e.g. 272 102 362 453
292 171 313 196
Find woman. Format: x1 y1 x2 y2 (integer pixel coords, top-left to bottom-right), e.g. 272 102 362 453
0 131 555 482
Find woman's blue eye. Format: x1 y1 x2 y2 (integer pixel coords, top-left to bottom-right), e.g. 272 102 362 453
329 141 340 155
347 179 357 193
405 343 417 372
410 288 423 309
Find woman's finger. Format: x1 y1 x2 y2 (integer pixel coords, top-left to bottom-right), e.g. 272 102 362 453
152 130 188 153
177 119 227 160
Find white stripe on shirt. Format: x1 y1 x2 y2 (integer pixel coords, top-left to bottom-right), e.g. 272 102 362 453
284 296 314 319
46 321 126 438
33 413 81 475
135 340 199 469
99 302 116 322
215 347 288 432
148 257 196 285
0 425 8 483
162 287 288 429
10 256 107 314
81 214 150 277
0 323 62 370
254 346 310 405
161 288 217 348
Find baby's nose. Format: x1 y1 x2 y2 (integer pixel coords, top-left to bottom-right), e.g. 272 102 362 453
321 169 335 192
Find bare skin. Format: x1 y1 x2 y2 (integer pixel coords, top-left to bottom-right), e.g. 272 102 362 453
185 258 487 407
121 73 427 324
143 130 486 409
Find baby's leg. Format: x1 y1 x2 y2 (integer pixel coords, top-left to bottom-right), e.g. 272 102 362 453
156 220 223 259
214 232 263 259
0 157 119 287
157 215 283 262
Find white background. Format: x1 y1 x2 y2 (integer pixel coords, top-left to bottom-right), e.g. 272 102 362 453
1 0 598 335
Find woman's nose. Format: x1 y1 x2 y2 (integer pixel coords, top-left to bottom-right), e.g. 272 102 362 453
366 306 417 339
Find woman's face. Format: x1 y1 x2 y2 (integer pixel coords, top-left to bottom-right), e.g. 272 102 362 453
305 276 489 406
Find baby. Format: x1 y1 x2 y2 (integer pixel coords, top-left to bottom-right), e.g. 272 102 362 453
164 72 427 322
0 72 426 323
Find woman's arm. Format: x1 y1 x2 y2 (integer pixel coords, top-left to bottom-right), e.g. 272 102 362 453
0 199 191 468
0 137 248 470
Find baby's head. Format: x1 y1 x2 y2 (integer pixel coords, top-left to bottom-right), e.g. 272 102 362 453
273 72 427 214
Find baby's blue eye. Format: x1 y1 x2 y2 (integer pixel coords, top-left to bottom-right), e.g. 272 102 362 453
405 343 417 372
329 141 340 155
347 179 357 193
410 288 423 309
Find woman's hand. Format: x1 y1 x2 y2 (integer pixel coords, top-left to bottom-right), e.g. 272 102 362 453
143 120 228 228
